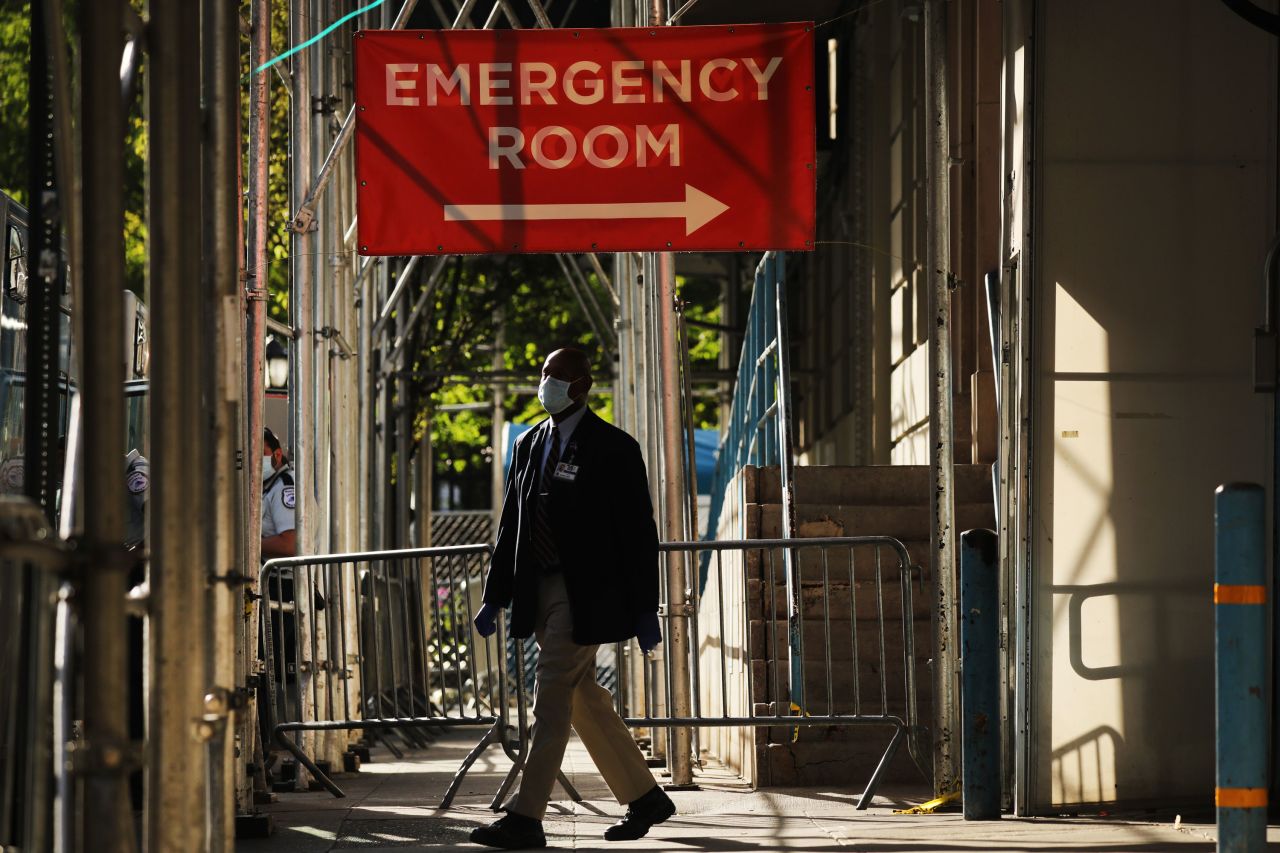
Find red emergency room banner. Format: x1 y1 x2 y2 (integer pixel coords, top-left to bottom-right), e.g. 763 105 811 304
353 24 815 255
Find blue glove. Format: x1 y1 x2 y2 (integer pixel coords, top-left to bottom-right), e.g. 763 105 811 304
635 611 662 653
474 602 499 638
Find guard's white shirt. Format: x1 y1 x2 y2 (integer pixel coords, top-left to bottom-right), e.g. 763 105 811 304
540 405 587 470
262 464 296 538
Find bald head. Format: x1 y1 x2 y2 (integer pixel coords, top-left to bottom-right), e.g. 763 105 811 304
541 348 593 417
545 348 592 382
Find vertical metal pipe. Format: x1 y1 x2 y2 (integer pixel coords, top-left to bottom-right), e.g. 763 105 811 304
52 585 74 853
244 0 272 812
491 311 506 531
397 379 411 547
330 27 357 756
148 0 209 846
613 254 633 433
773 253 805 727
655 244 693 786
358 262 374 548
925 0 959 798
290 0 314 552
78 0 131 845
25 0 62 521
848 548 860 716
316 12 342 765
203 0 244 841
289 0 319 779
960 528 1000 820
1214 484 1268 851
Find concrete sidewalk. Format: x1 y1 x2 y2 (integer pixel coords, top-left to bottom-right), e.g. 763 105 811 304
237 729 1276 851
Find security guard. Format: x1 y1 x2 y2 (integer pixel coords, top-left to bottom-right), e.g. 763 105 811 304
470 348 673 849
262 427 296 559
260 427 301 749
125 448 149 550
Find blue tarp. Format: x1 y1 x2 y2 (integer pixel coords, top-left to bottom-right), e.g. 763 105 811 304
503 421 719 494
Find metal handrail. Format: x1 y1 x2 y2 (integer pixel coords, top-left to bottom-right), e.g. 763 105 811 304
703 252 792 548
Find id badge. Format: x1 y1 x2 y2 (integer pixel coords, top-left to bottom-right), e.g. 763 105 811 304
553 462 579 482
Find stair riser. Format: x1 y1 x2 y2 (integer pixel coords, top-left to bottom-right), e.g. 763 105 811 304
746 578 931 621
738 543 932 583
755 503 997 541
747 659 929 715
759 739 928 787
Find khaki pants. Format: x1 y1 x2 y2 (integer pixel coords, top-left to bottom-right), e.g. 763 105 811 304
509 573 655 819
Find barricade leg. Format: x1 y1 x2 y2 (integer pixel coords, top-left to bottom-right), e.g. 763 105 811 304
442 721 505 809
856 723 906 810
960 528 1000 820
1215 484 1267 852
274 726 345 798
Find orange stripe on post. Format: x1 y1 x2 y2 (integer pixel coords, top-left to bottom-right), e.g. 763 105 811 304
1216 787 1268 808
1214 584 1267 605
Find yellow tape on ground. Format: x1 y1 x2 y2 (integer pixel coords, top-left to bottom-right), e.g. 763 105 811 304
893 789 961 814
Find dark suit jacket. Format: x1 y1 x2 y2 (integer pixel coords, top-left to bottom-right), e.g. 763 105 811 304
482 408 659 645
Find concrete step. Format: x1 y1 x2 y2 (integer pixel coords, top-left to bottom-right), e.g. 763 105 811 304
759 736 928 787
746 577 932 621
751 463 994 507
755 502 997 541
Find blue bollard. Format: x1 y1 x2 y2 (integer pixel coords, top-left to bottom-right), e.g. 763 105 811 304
960 528 1000 820
1215 483 1267 852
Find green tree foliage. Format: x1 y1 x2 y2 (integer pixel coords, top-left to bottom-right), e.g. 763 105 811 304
0 2 29 206
406 253 722 508
676 273 724 430
0 1 153 293
401 253 611 499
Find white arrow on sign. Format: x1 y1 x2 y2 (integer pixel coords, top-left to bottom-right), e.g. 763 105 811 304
443 183 730 237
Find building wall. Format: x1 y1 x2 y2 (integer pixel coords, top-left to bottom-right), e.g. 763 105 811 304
795 14 875 465
884 6 932 466
1025 0 1276 809
797 0 1000 470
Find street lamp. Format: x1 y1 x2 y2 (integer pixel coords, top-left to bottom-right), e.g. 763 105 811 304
265 337 289 389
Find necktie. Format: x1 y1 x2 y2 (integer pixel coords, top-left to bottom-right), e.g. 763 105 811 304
530 426 561 571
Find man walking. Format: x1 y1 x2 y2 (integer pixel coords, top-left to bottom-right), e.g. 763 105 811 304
470 347 676 849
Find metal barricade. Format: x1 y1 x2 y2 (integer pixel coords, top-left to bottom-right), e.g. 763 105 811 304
259 543 580 805
265 535 929 810
498 536 929 809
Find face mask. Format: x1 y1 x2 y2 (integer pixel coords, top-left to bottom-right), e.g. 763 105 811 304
538 376 578 415
262 455 276 483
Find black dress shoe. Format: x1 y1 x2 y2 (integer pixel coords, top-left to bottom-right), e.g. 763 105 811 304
469 811 547 849
604 786 676 841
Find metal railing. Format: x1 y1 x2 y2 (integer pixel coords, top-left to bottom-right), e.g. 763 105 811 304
262 533 930 811
499 536 930 810
259 543 581 806
704 252 795 548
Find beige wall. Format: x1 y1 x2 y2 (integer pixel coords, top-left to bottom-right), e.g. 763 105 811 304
1029 0 1276 808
